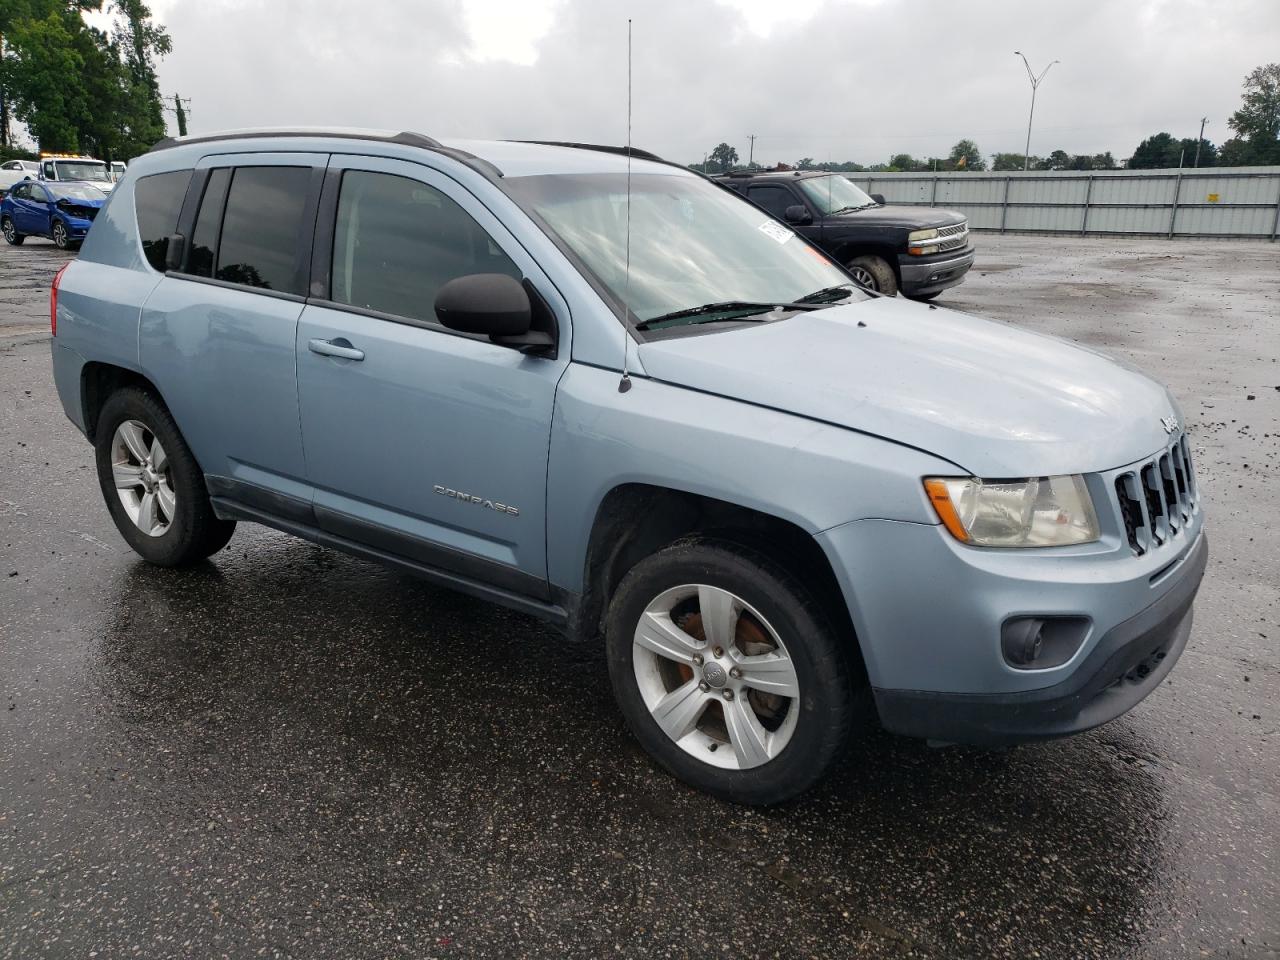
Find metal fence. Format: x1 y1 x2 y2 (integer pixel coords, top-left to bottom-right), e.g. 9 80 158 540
846 166 1280 240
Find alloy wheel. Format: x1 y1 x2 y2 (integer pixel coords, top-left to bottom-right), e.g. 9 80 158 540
52 221 67 248
632 583 800 770
2 219 14 243
110 419 175 537
848 264 877 290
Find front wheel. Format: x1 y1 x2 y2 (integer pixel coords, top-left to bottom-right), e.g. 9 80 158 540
51 219 70 249
2 216 24 245
845 254 898 296
605 539 857 804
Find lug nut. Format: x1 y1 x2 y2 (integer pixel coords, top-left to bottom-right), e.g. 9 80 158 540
713 647 724 658
698 682 710 693
729 667 742 679
692 654 703 665
722 689 734 701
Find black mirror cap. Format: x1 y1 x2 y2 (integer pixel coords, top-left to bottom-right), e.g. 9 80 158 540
435 273 532 337
783 204 812 224
870 193 886 205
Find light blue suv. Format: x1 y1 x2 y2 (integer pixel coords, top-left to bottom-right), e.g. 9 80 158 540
49 130 1207 804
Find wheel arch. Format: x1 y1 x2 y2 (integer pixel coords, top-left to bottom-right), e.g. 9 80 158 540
80 361 168 444
572 482 867 684
833 240 903 283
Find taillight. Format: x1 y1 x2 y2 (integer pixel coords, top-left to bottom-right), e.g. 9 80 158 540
51 262 70 337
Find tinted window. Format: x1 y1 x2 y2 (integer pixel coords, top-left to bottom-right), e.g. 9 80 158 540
747 185 797 220
215 167 311 294
134 170 192 271
187 168 230 279
330 171 520 323
29 184 49 203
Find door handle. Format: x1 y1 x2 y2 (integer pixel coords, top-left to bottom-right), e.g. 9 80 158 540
308 338 364 361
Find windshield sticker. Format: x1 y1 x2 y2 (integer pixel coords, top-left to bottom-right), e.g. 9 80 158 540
758 220 794 245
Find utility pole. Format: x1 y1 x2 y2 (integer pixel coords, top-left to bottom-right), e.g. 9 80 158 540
1194 117 1207 167
174 93 187 137
746 134 756 168
1014 51 1060 171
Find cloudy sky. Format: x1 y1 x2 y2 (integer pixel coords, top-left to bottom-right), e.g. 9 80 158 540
121 0 1279 166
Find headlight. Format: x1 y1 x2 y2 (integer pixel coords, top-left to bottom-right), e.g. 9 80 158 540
923 475 1100 547
907 228 940 256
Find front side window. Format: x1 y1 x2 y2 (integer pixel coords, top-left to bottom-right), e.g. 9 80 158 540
747 185 799 220
186 166 311 294
330 170 519 323
505 172 859 326
796 175 877 216
134 170 192 271
8 183 28 200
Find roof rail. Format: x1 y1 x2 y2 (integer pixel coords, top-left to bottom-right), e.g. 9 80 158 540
146 128 504 180
511 140 665 163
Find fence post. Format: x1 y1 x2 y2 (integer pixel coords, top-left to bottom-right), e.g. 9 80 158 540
1272 173 1280 242
1000 176 1012 233
1081 175 1094 236
1168 169 1184 239
931 176 938 205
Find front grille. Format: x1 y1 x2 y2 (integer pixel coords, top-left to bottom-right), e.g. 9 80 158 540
1112 433 1198 556
934 220 968 252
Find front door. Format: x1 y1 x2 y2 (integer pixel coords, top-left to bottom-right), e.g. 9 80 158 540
295 155 570 597
745 183 821 243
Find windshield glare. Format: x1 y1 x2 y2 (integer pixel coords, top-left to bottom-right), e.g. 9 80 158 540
797 176 876 216
506 172 859 325
51 183 106 201
55 161 110 182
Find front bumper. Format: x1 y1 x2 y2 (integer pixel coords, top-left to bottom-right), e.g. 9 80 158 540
897 247 974 296
873 531 1206 744
62 216 94 239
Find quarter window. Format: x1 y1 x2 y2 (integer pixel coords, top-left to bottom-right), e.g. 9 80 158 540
134 170 192 272
330 171 520 324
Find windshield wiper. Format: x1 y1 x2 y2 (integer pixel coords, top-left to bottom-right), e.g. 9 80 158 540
830 202 877 215
635 299 824 331
795 284 858 304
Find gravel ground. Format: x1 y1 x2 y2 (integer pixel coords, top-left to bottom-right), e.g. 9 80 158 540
1 232 1278 959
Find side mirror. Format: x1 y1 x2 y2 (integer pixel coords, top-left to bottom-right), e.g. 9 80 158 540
783 204 813 225
870 193 886 205
435 273 534 339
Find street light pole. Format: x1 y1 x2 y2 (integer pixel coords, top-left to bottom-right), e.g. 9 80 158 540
1015 52 1059 171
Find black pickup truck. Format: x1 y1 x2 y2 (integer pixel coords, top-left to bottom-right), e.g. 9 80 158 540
715 170 974 300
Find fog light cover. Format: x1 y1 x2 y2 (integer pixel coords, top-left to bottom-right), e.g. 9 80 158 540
1001 616 1090 670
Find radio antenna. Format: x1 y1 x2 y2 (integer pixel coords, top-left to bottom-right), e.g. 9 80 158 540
618 18 634 394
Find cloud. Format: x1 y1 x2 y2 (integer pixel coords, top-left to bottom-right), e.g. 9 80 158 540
151 0 1280 165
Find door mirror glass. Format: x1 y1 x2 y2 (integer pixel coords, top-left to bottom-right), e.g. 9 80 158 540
435 273 532 338
784 204 813 225
870 193 886 205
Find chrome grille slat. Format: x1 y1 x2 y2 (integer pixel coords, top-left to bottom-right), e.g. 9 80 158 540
1113 431 1199 556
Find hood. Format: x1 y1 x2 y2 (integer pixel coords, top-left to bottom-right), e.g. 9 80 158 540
836 204 964 229
636 298 1176 477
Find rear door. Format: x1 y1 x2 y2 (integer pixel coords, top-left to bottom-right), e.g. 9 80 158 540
139 153 326 514
295 155 570 595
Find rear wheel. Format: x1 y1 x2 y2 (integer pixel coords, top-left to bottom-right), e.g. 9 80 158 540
94 387 236 566
51 219 70 249
1 216 24 245
845 254 898 296
606 538 857 805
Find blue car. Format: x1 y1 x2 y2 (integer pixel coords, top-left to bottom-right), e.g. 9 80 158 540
1 180 107 249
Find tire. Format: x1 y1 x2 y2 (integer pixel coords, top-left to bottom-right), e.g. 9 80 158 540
94 387 236 566
845 254 898 296
605 538 857 805
905 290 942 302
1 216 24 245
51 219 70 250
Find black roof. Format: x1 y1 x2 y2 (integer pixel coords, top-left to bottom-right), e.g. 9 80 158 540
716 169 833 181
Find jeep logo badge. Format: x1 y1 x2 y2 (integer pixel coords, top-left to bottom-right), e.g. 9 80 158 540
702 662 727 688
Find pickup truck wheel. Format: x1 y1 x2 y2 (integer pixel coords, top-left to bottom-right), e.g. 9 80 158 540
94 387 236 567
845 255 897 296
1 216 24 245
605 538 855 805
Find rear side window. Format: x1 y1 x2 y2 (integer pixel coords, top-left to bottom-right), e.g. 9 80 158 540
215 167 311 294
134 170 192 271
188 168 230 279
747 185 796 220
329 171 520 323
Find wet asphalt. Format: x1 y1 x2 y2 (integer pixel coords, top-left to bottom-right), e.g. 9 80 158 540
1 234 1278 959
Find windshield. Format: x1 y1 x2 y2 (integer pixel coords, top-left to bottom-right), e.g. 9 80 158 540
797 176 877 216
505 172 860 325
54 161 110 183
50 183 106 201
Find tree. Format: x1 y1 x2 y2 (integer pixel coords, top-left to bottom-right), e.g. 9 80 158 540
888 153 920 172
1223 63 1280 165
991 152 1038 171
1129 132 1181 169
1091 151 1117 170
794 156 815 169
708 142 738 172
1181 138 1216 167
109 0 170 156
948 139 986 171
